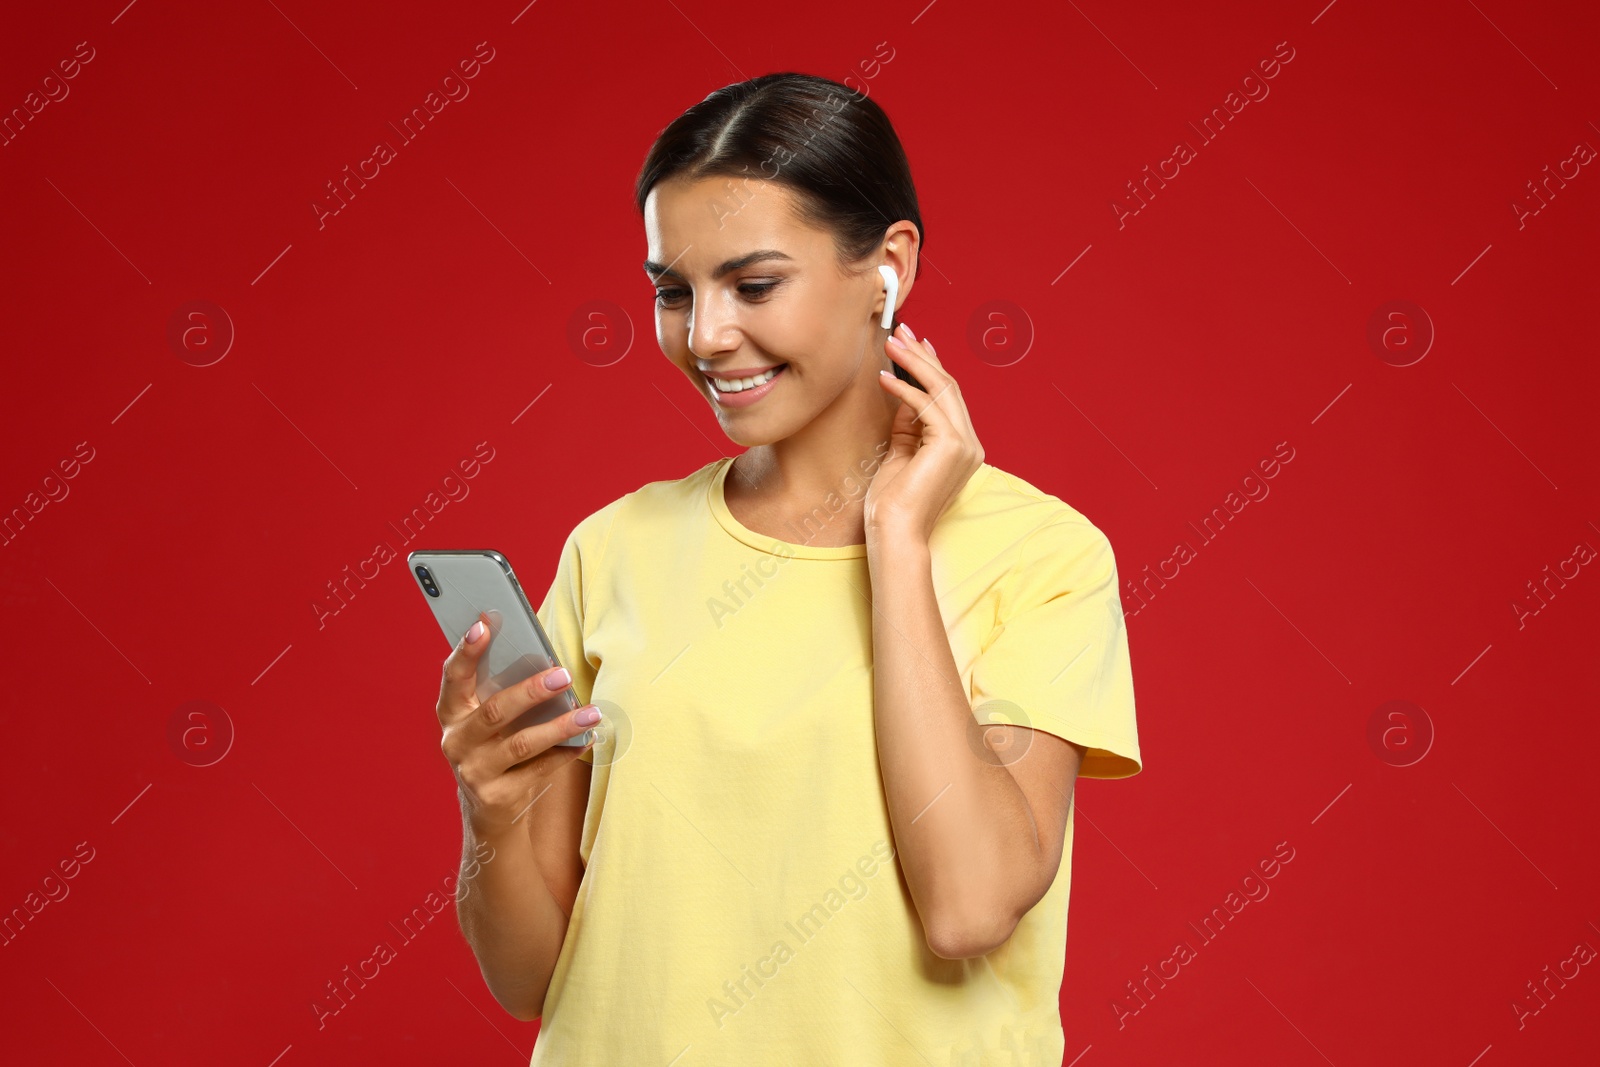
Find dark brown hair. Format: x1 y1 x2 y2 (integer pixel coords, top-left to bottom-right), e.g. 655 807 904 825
634 72 923 312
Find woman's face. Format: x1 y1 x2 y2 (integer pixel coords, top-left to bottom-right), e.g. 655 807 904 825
643 176 895 447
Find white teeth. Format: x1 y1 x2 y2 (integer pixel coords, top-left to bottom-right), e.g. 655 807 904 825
709 366 782 392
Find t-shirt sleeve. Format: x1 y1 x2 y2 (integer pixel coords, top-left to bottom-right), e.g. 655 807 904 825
968 516 1142 780
534 510 609 765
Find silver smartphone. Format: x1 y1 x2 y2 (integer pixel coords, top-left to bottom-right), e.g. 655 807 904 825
409 549 593 748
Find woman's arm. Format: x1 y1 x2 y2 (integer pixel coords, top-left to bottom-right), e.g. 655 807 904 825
866 325 1087 960
453 760 589 1021
867 538 1083 961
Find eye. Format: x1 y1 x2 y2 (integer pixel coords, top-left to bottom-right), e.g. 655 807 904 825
654 281 781 308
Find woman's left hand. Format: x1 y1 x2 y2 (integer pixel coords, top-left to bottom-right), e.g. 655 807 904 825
865 322 985 546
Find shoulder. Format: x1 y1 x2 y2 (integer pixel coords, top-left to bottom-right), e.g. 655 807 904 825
955 462 1116 572
567 458 722 551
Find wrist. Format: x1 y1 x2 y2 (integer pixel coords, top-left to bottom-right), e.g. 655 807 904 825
461 791 531 849
867 526 930 565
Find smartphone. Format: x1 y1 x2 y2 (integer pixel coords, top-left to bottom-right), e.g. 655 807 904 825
408 549 593 748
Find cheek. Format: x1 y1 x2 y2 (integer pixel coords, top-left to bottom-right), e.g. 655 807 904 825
655 311 684 350
755 295 839 358
655 318 696 375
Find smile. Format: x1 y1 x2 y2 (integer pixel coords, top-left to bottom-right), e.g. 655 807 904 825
707 364 787 406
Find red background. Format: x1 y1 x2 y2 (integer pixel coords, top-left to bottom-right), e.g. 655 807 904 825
3 1 1597 1064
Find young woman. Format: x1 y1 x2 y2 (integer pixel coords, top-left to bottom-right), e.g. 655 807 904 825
435 72 1142 1065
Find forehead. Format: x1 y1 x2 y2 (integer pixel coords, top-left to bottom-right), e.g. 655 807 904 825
644 176 832 271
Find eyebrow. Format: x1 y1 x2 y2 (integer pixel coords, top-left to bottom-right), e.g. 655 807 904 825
642 249 794 281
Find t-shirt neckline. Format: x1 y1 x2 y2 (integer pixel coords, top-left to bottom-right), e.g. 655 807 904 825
707 454 990 560
707 455 867 559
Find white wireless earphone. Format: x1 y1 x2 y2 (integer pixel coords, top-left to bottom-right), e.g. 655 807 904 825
877 264 898 330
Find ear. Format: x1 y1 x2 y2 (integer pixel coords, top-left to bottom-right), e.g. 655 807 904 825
876 221 920 326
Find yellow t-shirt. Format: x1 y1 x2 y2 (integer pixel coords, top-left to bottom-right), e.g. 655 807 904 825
530 455 1141 1066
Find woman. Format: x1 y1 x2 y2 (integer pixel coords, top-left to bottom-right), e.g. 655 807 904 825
436 72 1142 1065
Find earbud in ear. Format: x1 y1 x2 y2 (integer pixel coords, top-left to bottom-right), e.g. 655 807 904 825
879 264 925 393
877 265 898 330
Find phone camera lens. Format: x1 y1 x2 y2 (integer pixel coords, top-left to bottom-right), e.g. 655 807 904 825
416 565 442 597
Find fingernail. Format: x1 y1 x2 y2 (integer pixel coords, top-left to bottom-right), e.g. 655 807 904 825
465 620 485 644
887 335 906 349
545 667 572 691
897 322 915 341
575 706 602 726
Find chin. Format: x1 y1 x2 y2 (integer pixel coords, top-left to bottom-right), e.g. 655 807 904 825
719 422 785 448
717 402 810 446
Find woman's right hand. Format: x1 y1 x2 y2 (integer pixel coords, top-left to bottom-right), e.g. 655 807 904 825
437 612 601 838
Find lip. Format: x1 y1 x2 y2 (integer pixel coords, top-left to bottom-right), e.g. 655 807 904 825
706 364 787 407
700 364 784 377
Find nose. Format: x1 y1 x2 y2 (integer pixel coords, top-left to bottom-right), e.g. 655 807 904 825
686 289 741 362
